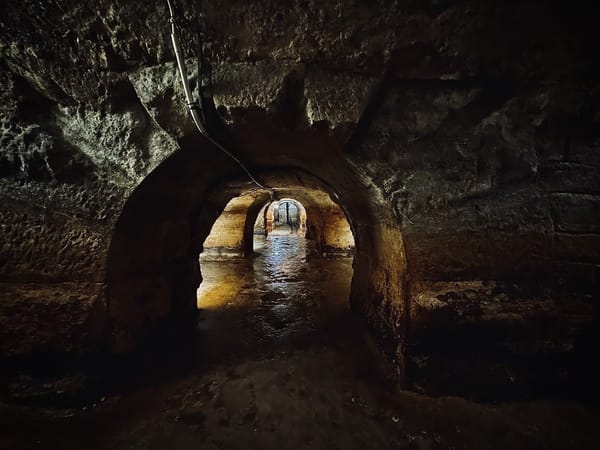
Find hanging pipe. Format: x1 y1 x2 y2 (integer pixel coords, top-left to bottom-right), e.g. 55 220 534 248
165 0 272 195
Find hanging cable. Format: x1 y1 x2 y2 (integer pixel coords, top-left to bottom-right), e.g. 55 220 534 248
195 28 207 126
165 0 272 195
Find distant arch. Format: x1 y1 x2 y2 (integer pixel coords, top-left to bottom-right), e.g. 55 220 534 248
264 198 307 237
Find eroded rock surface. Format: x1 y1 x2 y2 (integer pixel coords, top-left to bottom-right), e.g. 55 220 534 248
0 0 598 398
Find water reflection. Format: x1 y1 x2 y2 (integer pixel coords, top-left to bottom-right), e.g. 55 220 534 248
196 235 354 357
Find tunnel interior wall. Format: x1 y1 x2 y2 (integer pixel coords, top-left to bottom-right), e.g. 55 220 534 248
321 205 354 255
202 194 266 258
203 191 355 259
0 0 598 397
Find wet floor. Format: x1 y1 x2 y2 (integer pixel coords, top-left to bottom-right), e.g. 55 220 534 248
1 236 598 449
196 235 356 364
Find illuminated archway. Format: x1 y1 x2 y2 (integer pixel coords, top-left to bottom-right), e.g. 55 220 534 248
264 198 307 236
106 138 408 381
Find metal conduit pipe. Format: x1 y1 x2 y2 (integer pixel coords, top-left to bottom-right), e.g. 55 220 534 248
165 0 273 195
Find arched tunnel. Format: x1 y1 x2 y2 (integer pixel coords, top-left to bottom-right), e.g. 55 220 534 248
1 1 599 449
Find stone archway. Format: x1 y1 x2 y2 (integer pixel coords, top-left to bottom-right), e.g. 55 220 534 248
201 192 271 258
199 187 358 260
265 198 307 236
106 149 409 382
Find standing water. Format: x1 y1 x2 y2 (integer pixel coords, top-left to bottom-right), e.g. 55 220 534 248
1 235 598 449
196 235 356 363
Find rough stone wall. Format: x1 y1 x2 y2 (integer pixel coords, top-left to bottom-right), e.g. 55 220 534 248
202 194 261 257
326 2 600 392
0 72 129 356
0 0 598 395
202 189 354 258
321 207 354 255
0 1 180 356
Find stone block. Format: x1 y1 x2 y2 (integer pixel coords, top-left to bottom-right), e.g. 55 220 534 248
0 282 107 356
540 163 600 194
550 193 600 233
555 233 600 263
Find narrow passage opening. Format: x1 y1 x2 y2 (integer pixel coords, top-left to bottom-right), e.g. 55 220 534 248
196 193 359 364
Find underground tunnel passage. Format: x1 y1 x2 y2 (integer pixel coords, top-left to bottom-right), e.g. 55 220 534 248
262 198 307 236
1 0 600 449
196 188 358 364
